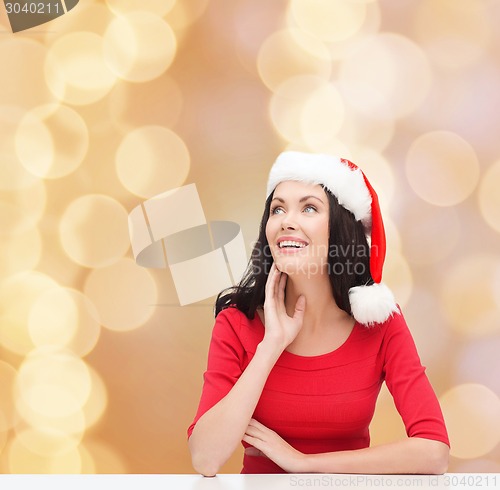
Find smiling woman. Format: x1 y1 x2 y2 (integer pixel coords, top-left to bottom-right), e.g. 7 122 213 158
187 151 449 476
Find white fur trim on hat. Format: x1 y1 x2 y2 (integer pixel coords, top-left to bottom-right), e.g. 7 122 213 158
348 283 399 326
266 151 372 224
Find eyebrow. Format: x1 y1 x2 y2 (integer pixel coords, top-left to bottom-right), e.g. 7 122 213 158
271 195 324 204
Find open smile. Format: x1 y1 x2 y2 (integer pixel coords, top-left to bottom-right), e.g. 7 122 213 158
276 238 309 254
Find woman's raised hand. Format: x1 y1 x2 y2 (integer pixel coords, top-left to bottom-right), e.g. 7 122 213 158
261 263 306 351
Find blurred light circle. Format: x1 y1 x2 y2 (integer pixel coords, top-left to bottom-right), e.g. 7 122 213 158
83 366 108 430
0 105 40 191
80 440 128 473
15 104 89 180
338 79 388 115
0 226 42 277
383 251 413 309
165 0 209 30
63 290 101 358
257 28 332 92
302 0 382 63
45 32 117 106
351 149 395 211
339 33 432 118
441 255 500 337
0 180 47 236
440 383 500 459
270 75 326 143
16 348 92 418
414 0 491 70
79 443 96 473
300 82 345 148
406 131 480 206
115 126 190 198
59 194 130 268
103 12 177 83
336 77 396 152
43 2 113 39
105 0 176 16
455 459 500 473
7 435 82 473
0 271 59 356
0 38 57 109
337 104 395 153
0 413 7 454
399 203 460 266
28 286 78 349
383 215 402 255
28 287 101 356
290 0 367 43
232 0 288 77
471 310 500 339
456 335 500 397
84 258 158 332
0 361 17 431
15 427 79 457
15 393 86 439
478 160 500 233
403 288 451 366
284 140 352 161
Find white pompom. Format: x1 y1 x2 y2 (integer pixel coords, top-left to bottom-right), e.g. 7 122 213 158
348 282 399 326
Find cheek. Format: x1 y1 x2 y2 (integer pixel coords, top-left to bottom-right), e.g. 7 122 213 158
265 219 276 243
312 219 329 240
315 221 330 255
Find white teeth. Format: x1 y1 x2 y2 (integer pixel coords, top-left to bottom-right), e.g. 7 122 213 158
279 240 307 248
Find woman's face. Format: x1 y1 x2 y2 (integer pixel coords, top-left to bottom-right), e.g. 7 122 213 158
265 180 330 277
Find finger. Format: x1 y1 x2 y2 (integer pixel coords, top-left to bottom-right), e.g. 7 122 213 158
272 267 285 306
249 418 268 430
244 447 266 458
276 271 287 308
248 419 275 438
242 434 263 450
293 295 306 322
244 426 263 438
265 263 277 302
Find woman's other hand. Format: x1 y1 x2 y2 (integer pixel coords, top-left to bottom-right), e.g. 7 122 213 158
243 418 306 473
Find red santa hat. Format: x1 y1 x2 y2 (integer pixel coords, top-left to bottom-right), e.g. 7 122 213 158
266 151 398 326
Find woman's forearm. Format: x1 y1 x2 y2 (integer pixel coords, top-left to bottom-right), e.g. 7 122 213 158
188 340 282 476
301 438 449 475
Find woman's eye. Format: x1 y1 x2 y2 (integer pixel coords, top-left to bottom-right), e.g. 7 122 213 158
304 205 317 213
271 207 284 215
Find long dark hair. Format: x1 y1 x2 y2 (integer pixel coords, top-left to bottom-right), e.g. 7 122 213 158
215 185 373 318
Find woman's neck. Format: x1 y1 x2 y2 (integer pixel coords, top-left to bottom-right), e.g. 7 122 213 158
283 273 350 333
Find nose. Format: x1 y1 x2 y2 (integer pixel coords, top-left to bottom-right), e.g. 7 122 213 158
281 215 298 231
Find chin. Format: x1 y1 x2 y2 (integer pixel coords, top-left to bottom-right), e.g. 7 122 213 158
274 258 326 278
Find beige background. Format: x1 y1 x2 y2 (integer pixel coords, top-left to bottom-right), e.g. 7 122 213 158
1 0 500 474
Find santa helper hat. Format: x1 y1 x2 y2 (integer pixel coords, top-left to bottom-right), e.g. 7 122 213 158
266 151 398 326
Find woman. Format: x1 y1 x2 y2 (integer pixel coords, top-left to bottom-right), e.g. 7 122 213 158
187 151 450 476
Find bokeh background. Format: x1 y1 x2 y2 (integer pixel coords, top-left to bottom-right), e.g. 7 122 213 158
1 0 500 474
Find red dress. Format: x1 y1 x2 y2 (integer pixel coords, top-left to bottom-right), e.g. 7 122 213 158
187 306 449 473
